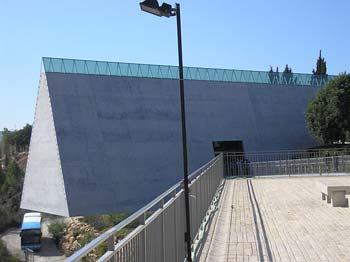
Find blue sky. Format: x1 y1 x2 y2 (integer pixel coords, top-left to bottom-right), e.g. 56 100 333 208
1 0 349 130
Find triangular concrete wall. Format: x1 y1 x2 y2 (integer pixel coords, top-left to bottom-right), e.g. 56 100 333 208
20 73 69 217
21 70 320 217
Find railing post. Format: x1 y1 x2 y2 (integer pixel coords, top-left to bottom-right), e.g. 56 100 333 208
311 152 314 174
279 156 282 176
160 198 165 262
221 153 225 177
138 213 146 262
287 152 290 177
24 249 34 262
172 189 178 262
107 235 116 262
319 150 322 176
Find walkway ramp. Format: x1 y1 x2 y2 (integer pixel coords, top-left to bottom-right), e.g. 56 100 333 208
200 176 350 261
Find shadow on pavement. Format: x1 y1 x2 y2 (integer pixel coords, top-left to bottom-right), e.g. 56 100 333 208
36 237 63 257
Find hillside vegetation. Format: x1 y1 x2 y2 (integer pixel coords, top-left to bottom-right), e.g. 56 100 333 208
0 125 31 261
0 161 25 233
0 125 31 233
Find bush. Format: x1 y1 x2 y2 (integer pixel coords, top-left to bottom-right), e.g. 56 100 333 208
82 215 112 232
82 213 132 232
0 161 24 234
1 162 23 193
48 221 67 246
78 232 96 247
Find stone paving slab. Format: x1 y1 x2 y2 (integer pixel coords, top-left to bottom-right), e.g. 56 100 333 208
199 175 350 262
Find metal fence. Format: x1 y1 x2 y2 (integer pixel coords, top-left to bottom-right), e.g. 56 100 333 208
24 249 34 262
66 154 224 262
224 149 350 177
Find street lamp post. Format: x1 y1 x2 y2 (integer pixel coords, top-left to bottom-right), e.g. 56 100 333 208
139 1 192 261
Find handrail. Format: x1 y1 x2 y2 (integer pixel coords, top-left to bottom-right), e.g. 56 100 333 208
221 148 350 156
223 150 350 177
66 155 219 262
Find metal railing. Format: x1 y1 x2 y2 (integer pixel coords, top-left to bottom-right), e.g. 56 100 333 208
224 149 350 177
24 249 34 262
42 57 335 87
66 154 224 262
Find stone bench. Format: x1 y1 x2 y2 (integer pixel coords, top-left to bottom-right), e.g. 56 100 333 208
319 182 350 207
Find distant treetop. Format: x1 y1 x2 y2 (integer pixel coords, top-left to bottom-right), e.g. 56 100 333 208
283 64 293 74
313 50 327 75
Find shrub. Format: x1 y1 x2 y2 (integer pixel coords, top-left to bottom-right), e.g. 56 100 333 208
78 232 96 247
82 215 112 232
1 162 23 193
82 213 133 232
48 221 67 246
0 161 24 234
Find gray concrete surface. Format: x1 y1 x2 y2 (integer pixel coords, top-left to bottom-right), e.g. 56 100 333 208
21 73 69 216
22 71 321 216
200 176 350 262
1 219 65 262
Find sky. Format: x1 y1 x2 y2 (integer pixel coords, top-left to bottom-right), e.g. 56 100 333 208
0 0 349 131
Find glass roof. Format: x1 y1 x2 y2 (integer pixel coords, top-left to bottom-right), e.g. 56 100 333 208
42 57 334 87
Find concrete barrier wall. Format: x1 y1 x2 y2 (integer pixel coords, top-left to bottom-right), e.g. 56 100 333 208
21 72 320 216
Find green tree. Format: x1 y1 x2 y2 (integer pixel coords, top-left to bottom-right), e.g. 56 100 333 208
283 64 292 74
268 66 280 84
2 162 23 191
283 64 293 84
306 73 350 144
0 168 4 187
0 129 11 156
313 50 327 75
15 124 32 152
0 160 25 233
0 124 32 157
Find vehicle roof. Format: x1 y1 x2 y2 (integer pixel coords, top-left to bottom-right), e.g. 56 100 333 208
21 213 42 230
23 212 41 218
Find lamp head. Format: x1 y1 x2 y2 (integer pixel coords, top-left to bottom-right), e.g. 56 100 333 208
140 0 175 17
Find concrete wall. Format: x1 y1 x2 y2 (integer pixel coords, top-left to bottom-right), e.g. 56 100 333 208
21 74 69 216
21 72 320 216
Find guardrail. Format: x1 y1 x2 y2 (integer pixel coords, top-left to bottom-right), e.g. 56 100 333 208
224 149 350 177
66 154 224 262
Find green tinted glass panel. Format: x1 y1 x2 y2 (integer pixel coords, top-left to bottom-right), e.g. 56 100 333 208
42 57 335 87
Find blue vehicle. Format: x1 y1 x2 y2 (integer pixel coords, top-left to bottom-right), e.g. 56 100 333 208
20 213 42 251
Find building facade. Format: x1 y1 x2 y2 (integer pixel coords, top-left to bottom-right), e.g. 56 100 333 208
21 58 333 216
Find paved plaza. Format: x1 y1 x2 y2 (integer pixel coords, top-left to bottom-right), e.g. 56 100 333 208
199 175 350 262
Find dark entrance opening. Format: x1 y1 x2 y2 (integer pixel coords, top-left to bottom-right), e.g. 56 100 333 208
212 140 244 156
212 140 249 177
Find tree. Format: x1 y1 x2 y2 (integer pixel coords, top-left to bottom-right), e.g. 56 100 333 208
0 168 4 188
14 124 32 152
306 73 350 144
313 50 327 75
268 66 280 84
0 129 11 156
283 64 293 84
268 66 274 83
1 161 23 192
0 124 32 156
311 50 328 86
283 64 292 74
